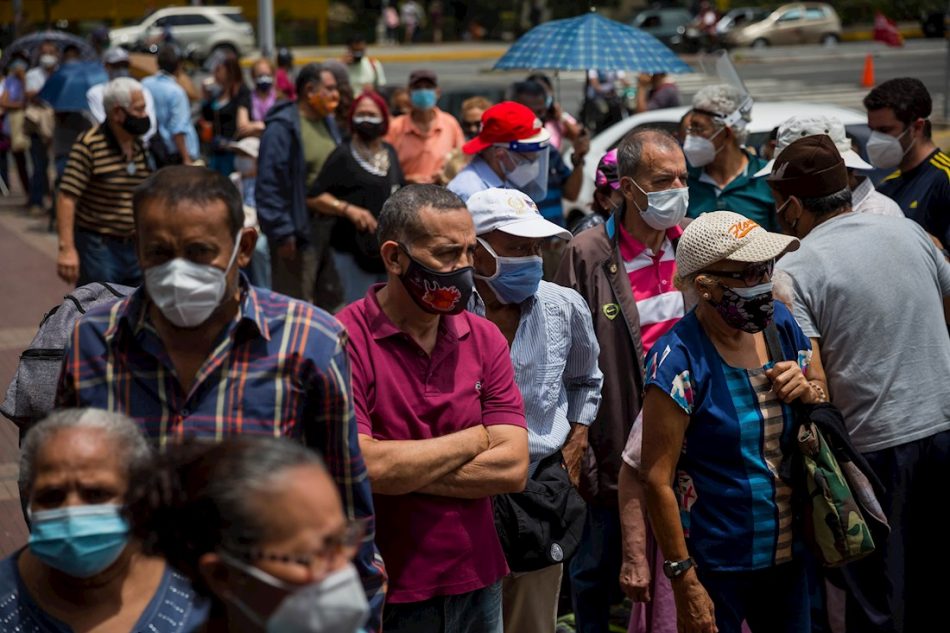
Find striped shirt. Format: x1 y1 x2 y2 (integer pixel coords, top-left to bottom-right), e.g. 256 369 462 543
877 148 950 249
470 281 603 470
617 223 685 356
645 302 810 571
55 280 386 631
59 124 151 237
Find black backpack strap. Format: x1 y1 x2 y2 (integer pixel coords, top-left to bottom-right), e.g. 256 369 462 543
63 294 85 315
99 282 127 298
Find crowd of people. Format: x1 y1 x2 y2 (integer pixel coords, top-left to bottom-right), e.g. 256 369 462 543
0 31 948 633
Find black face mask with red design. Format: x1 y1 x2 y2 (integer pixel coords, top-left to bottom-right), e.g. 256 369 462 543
398 244 474 315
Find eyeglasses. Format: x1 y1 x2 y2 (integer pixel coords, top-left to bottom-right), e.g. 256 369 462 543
226 519 366 581
703 260 774 286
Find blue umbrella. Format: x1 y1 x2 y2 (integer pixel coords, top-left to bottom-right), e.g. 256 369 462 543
38 61 108 113
493 11 691 73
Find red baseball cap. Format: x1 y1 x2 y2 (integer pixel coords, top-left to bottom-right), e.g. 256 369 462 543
462 101 551 155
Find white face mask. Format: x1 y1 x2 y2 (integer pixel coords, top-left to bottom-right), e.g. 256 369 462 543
866 128 913 169
683 131 722 167
39 54 58 69
631 179 690 230
144 231 243 329
220 555 369 633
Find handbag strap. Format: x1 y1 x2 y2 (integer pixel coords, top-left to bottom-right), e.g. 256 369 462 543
763 321 785 364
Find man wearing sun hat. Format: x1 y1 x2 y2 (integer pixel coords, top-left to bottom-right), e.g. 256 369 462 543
755 114 902 217
447 101 553 204
772 135 950 633
466 187 602 633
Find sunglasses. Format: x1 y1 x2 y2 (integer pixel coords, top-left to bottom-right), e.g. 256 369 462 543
703 260 774 286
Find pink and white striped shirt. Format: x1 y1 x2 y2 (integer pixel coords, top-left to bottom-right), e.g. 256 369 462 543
617 223 685 357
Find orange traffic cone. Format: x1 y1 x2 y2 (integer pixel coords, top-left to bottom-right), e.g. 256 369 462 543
861 54 875 88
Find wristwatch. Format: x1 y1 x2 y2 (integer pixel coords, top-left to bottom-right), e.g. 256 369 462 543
663 557 696 579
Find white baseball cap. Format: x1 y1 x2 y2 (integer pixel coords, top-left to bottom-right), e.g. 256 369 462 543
676 211 799 277
755 114 872 177
467 188 571 240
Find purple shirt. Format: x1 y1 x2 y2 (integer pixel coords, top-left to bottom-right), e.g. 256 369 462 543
338 285 525 603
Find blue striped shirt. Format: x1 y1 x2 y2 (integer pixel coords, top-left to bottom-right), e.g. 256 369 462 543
471 281 602 471
645 302 809 571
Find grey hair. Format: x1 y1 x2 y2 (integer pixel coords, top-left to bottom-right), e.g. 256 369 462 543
798 187 852 217
692 84 751 143
19 408 152 499
103 76 143 113
377 184 467 246
674 272 701 311
772 269 796 311
617 128 682 181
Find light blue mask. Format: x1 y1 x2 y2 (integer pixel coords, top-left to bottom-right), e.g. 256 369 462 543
410 89 437 110
28 504 130 578
476 237 543 305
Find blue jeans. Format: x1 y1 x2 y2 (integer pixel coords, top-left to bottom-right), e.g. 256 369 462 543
74 228 142 287
382 581 502 633
698 559 811 633
332 249 386 307
28 133 49 207
569 504 624 633
243 235 272 289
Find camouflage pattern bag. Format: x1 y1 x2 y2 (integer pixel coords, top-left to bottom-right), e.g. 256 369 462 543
797 421 875 567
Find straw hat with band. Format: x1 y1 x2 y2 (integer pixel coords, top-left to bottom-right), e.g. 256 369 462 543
676 210 799 278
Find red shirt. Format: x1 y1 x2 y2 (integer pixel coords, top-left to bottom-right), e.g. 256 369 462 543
337 285 526 603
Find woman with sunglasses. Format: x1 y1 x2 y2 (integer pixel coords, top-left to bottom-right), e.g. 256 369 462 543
128 437 369 633
638 211 829 633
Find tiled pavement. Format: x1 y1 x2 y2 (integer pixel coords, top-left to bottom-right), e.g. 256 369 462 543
0 194 73 556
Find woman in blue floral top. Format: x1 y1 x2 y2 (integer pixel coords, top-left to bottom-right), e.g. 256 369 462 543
640 211 829 633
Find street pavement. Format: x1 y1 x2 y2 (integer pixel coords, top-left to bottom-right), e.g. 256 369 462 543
0 192 68 555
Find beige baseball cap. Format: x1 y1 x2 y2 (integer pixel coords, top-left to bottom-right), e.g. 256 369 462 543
754 114 872 177
676 211 799 277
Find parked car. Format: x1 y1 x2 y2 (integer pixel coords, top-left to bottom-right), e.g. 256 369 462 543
562 101 870 219
722 3 841 48
716 7 771 35
109 6 255 61
921 10 949 38
632 7 694 46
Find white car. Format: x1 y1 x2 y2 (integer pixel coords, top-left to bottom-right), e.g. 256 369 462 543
109 6 255 61
563 101 872 220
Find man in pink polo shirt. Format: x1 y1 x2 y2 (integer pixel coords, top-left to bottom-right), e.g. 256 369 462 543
337 184 529 633
554 128 688 633
385 70 465 184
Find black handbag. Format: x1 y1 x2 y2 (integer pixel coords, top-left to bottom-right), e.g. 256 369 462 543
492 450 587 573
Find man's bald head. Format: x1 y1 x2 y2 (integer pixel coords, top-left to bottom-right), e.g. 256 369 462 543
617 128 683 182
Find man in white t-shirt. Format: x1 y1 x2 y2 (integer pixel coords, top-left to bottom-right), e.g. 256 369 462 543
770 134 950 633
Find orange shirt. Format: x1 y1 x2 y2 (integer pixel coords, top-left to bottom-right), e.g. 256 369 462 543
385 109 465 184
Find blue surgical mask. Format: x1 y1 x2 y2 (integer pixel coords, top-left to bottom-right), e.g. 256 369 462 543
476 237 543 305
28 504 130 578
410 89 437 111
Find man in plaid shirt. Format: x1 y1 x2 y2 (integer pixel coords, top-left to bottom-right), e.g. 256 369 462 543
56 166 385 630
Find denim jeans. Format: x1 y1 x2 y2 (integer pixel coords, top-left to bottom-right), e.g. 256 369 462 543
569 504 624 633
332 249 386 307
74 228 142 287
697 559 811 633
243 234 272 290
28 133 49 207
382 581 503 633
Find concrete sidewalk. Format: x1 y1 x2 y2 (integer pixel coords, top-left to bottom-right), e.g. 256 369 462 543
0 194 72 556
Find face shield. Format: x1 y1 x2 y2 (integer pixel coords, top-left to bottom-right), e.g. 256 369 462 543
495 139 550 203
